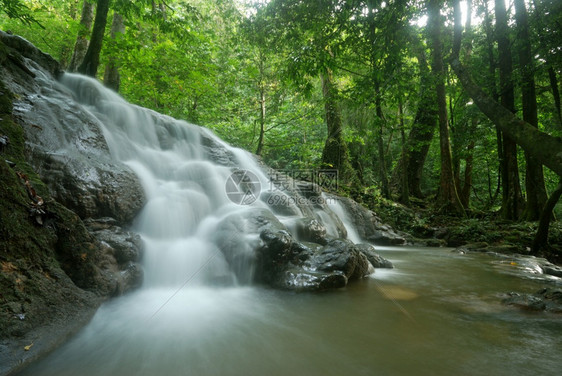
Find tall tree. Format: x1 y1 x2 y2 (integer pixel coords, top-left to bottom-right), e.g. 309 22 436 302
427 0 464 214
68 0 95 72
266 0 358 185
103 11 125 91
495 0 525 220
390 44 437 199
320 67 355 183
78 0 111 77
515 0 547 220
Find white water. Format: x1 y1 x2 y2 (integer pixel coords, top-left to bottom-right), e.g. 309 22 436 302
15 73 562 376
60 73 282 287
327 199 362 243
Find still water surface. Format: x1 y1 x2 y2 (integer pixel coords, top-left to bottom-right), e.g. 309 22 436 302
18 246 561 376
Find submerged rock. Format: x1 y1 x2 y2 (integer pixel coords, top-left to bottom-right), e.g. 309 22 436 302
503 288 562 313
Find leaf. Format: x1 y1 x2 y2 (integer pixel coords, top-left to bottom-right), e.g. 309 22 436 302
24 343 33 351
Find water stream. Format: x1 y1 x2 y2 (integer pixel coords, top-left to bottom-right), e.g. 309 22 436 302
16 74 562 375
18 247 562 376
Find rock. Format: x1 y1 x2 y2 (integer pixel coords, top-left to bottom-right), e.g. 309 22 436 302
282 269 347 291
355 243 393 269
294 217 328 245
119 262 144 294
0 31 61 77
308 239 372 280
333 195 406 245
85 219 143 264
503 292 546 311
1 32 145 225
503 288 562 313
543 264 562 278
261 190 302 216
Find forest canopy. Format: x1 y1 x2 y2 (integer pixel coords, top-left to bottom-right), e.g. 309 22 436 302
1 0 562 248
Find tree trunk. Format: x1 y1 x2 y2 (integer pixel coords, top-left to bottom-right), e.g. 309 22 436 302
483 0 504 206
460 140 475 209
398 98 410 205
320 69 356 185
103 12 125 91
375 79 390 199
495 0 525 220
428 0 464 215
390 46 436 199
514 0 547 221
450 59 562 177
77 0 111 77
532 179 562 253
548 66 562 126
68 0 95 72
256 75 266 156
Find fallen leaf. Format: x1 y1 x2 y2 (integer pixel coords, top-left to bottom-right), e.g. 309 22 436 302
24 343 33 351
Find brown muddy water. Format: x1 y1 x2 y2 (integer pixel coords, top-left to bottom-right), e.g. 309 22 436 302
17 246 562 376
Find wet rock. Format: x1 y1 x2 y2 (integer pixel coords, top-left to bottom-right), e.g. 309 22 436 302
355 243 393 269
282 269 347 291
200 131 237 166
486 244 520 254
85 219 143 264
308 239 372 280
0 31 61 77
332 195 406 245
503 288 562 313
119 262 144 294
261 190 302 216
543 264 562 278
2 32 145 225
294 217 328 245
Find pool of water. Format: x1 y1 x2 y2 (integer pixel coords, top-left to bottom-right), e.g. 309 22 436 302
17 246 562 376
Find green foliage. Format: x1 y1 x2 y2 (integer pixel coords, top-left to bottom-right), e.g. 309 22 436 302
0 0 42 27
1 0 562 221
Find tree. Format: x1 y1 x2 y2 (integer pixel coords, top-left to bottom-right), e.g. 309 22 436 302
78 0 111 77
265 0 358 185
0 0 42 27
103 11 125 91
427 0 464 215
515 0 547 220
391 40 437 199
495 0 525 220
450 1 562 178
68 0 95 72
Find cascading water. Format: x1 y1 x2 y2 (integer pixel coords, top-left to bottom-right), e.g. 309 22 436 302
60 73 277 287
13 70 562 376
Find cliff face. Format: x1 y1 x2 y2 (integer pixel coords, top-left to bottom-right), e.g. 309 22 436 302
0 32 145 375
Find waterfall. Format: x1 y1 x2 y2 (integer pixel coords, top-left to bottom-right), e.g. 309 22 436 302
58 73 352 289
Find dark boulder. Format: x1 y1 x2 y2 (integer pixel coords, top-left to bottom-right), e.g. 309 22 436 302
294 217 328 245
331 195 406 245
355 243 394 269
308 239 373 281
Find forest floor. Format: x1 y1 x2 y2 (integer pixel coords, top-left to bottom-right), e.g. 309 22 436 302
359 194 562 266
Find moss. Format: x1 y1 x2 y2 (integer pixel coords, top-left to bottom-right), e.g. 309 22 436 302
0 78 104 340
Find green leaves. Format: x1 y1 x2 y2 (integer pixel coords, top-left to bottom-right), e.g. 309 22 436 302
0 0 42 27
